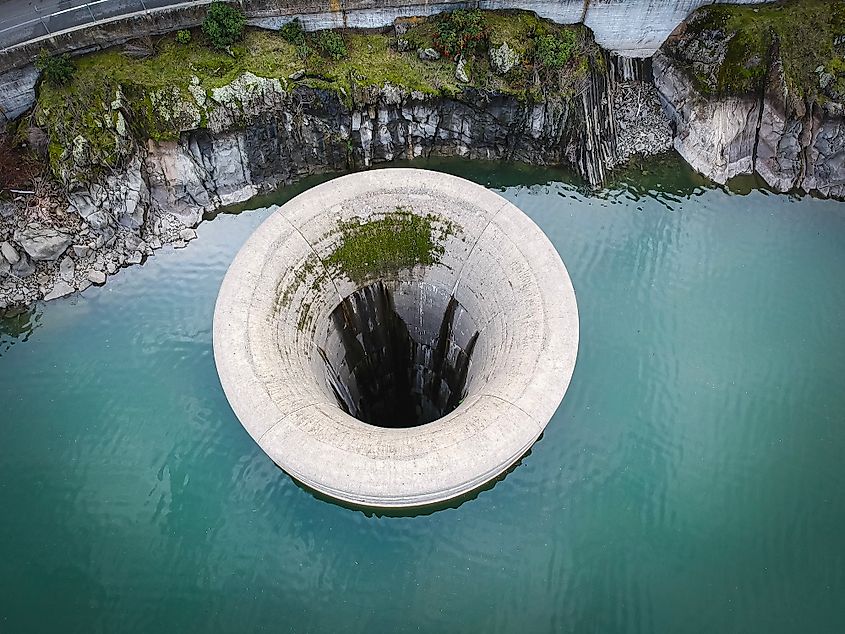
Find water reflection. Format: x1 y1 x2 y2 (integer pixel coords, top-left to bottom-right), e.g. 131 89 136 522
0 304 41 356
293 447 535 518
1 155 845 633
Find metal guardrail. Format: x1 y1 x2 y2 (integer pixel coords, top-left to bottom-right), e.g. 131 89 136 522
0 0 204 51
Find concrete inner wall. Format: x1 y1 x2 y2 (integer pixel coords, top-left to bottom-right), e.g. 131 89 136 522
322 280 479 428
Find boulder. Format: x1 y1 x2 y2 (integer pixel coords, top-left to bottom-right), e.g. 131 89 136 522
44 280 75 301
69 194 112 231
87 269 107 285
72 244 93 258
59 256 75 282
1 241 20 265
418 48 440 62
11 254 35 278
489 42 520 75
455 57 470 83
13 226 73 261
123 232 144 253
179 228 197 242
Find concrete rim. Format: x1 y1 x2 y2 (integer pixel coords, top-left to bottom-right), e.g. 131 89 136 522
213 169 579 508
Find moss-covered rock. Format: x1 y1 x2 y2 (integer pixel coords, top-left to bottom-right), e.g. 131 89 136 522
667 0 845 101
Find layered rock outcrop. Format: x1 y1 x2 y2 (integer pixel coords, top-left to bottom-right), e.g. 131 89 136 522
2 22 675 310
653 3 845 197
133 77 614 224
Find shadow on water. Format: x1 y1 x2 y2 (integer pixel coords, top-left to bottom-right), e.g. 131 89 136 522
601 150 821 210
0 304 41 357
382 158 580 191
287 441 540 518
206 152 804 227
206 157 583 222
204 171 345 220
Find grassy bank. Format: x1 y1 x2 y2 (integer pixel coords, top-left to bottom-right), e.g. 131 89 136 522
33 10 598 183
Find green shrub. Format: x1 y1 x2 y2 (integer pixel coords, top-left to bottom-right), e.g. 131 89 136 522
35 50 75 86
315 31 347 60
279 18 306 45
202 2 246 49
535 30 577 70
434 9 486 58
296 44 312 61
176 29 192 45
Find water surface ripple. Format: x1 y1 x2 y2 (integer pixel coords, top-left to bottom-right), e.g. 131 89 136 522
1 159 844 633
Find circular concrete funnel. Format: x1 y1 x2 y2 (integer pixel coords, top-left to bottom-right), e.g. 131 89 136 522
213 169 579 508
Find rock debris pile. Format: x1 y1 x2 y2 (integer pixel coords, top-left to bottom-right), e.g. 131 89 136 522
611 81 673 166
0 183 195 310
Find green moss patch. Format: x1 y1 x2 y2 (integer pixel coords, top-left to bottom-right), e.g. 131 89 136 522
276 207 460 332
324 208 457 284
304 33 460 101
681 0 845 98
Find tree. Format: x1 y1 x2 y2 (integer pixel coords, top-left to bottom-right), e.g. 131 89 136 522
315 31 347 60
433 9 486 59
35 50 75 86
279 18 305 46
535 31 577 70
202 2 246 50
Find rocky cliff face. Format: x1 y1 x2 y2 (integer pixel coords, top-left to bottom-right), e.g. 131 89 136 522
110 77 611 230
654 53 845 198
28 1 845 311
4 55 664 309
653 51 760 184
2 12 631 310
653 2 845 198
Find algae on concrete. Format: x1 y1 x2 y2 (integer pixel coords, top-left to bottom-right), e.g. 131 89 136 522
278 205 460 333
324 208 458 285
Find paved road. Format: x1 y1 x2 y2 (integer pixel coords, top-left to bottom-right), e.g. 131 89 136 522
0 0 175 49
1 0 90 33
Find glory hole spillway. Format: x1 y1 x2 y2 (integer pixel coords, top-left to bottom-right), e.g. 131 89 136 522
324 282 479 429
212 169 579 508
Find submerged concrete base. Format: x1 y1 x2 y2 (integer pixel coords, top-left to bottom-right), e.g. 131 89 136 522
213 169 578 508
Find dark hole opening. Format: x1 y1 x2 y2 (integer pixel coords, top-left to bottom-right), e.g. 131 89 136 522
320 282 479 428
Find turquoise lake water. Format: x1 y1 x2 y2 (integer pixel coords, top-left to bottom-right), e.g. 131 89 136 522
1 157 844 633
